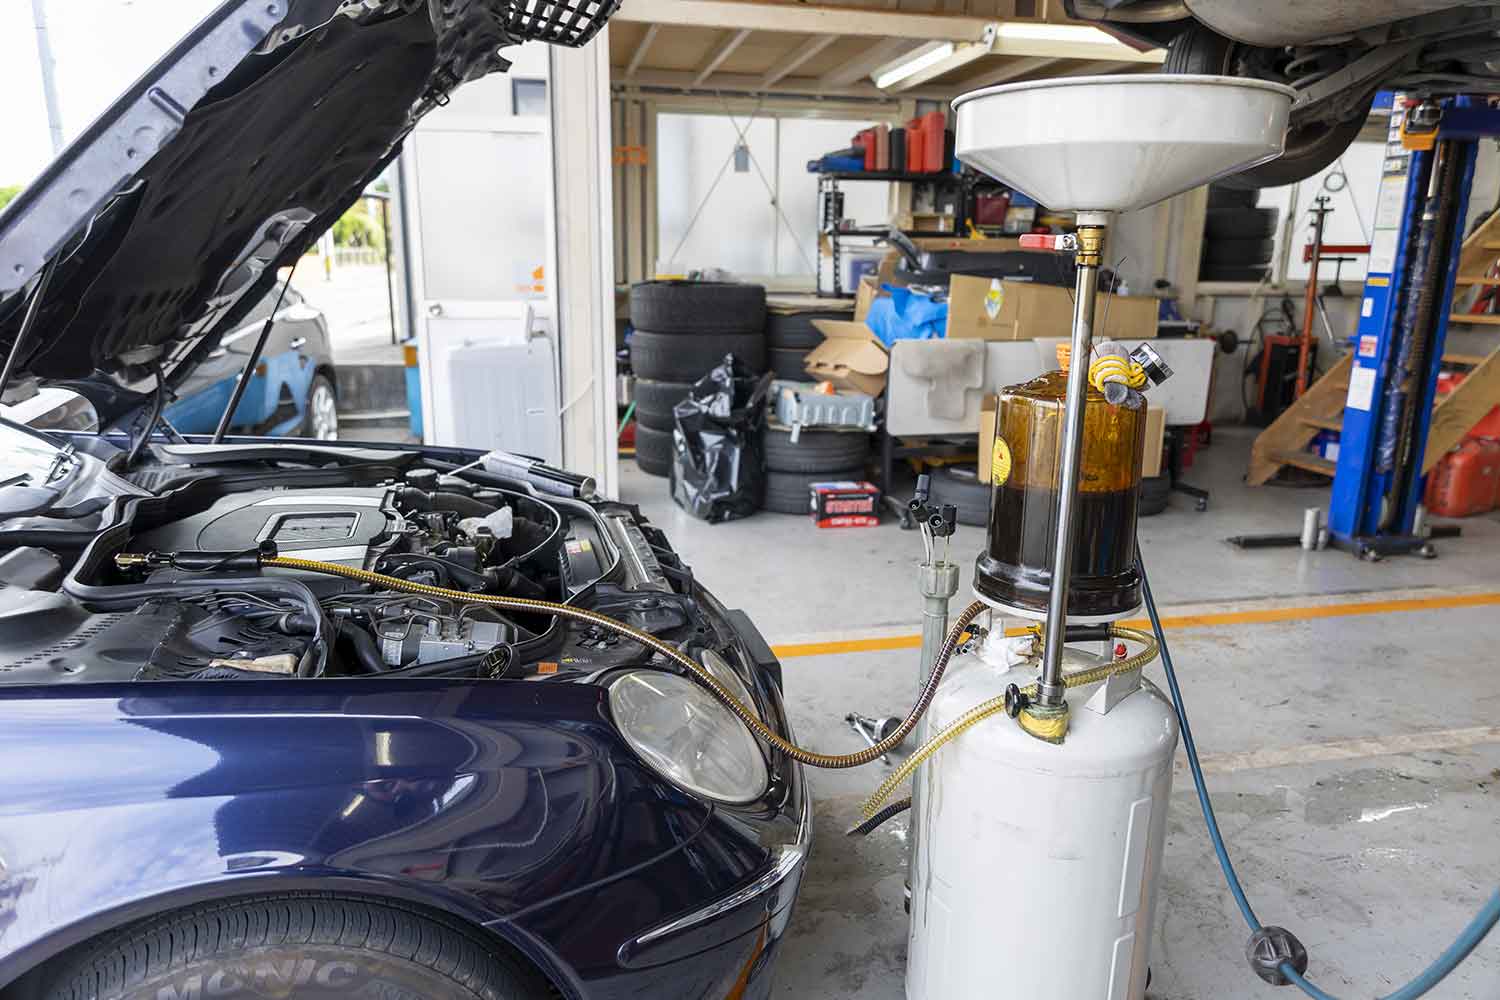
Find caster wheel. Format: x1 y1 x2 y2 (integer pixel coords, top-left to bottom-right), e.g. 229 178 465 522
1195 498 1208 512
1419 543 1437 559
1360 546 1383 562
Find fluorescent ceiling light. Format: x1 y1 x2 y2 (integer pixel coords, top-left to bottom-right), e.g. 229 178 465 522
874 41 955 89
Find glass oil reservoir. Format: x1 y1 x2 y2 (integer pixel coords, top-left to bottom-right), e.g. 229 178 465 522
976 369 1146 619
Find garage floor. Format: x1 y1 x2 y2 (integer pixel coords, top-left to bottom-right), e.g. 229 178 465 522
618 427 1500 999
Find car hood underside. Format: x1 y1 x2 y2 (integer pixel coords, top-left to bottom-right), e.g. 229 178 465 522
0 1 527 389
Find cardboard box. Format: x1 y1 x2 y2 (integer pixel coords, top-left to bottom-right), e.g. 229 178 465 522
811 480 881 528
808 317 889 395
853 275 882 322
978 393 999 484
946 275 1158 342
1142 404 1166 479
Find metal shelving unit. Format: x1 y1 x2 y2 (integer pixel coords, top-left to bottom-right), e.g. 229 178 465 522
815 171 965 297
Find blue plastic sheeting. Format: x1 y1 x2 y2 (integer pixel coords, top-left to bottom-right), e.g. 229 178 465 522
864 285 947 347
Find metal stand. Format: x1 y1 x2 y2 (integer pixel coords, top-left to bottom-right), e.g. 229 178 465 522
1037 221 1107 708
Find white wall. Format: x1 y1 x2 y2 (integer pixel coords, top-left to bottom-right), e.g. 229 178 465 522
655 113 890 281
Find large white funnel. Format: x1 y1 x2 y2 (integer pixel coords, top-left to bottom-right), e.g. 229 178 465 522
953 74 1296 215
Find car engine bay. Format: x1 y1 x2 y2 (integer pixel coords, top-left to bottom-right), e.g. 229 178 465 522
0 431 751 691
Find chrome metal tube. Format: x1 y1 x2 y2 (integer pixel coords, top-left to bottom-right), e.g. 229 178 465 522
1038 255 1102 705
917 561 961 691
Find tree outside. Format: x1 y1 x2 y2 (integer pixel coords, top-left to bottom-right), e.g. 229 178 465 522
0 186 21 214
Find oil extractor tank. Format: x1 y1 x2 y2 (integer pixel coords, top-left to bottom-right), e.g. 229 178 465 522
906 638 1179 1000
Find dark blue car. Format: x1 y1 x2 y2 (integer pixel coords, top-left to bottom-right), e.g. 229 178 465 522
0 3 807 999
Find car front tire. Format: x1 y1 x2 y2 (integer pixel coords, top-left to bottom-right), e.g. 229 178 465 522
43 895 551 1000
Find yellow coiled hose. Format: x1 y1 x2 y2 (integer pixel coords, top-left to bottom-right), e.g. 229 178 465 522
858 625 1159 822
1057 347 1149 394
263 554 986 770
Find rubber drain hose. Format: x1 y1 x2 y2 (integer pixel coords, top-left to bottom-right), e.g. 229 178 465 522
1138 553 1500 998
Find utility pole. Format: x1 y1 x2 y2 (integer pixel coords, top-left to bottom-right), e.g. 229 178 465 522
32 0 65 154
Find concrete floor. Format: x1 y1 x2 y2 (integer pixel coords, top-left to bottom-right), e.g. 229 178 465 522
617 427 1500 1000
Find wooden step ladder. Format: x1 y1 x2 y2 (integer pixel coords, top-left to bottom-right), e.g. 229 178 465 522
1248 210 1500 485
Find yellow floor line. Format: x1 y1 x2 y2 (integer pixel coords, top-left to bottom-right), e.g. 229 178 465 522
770 589 1500 660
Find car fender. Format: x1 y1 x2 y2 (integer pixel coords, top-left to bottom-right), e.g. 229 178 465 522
0 679 719 993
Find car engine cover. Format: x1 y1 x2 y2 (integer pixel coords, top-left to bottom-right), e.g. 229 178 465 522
133 487 403 568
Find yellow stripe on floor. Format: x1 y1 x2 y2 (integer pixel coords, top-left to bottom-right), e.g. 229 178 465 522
769 589 1500 660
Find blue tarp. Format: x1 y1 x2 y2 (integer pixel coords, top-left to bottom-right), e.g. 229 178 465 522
864 285 947 347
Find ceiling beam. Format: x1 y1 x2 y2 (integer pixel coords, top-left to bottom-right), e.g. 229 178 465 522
821 37 917 88
624 23 660 79
692 28 752 87
958 55 1062 88
1047 57 1155 77
615 0 998 41
985 26 1165 62
623 68 950 102
762 34 841 88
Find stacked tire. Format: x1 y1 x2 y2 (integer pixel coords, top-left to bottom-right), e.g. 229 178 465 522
629 281 767 477
765 309 847 381
1200 185 1278 283
762 426 871 515
926 465 991 527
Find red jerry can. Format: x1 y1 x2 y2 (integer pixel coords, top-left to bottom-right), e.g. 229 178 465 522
1425 438 1500 517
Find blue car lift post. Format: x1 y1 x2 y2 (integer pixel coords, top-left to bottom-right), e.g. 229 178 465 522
1325 94 1500 561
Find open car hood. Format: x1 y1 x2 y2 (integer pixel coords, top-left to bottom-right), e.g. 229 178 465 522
0 0 614 394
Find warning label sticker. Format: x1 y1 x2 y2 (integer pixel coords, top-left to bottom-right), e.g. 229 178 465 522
1347 365 1378 412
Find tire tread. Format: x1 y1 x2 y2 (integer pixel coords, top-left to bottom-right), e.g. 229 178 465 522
43 894 545 1000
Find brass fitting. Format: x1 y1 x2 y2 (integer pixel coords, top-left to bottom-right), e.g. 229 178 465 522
1075 225 1107 267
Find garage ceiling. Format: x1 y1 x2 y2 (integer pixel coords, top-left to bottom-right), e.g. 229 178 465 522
610 0 1166 102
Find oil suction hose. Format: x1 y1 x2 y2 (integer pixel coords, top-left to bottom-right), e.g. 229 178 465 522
258 554 986 770
852 624 1160 829
1138 553 1500 997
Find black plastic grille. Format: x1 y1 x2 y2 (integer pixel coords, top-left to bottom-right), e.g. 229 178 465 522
501 0 621 46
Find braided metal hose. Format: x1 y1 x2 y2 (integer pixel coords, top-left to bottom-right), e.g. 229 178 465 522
263 555 986 770
857 624 1160 822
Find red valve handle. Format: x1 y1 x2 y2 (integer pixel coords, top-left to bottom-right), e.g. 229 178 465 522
1018 233 1055 250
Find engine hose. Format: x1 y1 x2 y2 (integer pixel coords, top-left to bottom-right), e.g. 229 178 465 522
856 624 1159 824
261 554 987 769
1138 553 1500 999
847 797 912 837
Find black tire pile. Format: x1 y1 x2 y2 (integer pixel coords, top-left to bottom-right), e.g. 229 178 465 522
926 465 991 527
1200 185 1278 283
766 310 845 381
629 281 767 477
762 426 871 515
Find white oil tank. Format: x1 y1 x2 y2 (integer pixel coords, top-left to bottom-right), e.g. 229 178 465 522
907 635 1178 1000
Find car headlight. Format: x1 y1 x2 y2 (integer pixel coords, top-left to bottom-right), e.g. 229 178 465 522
608 670 769 805
698 648 759 720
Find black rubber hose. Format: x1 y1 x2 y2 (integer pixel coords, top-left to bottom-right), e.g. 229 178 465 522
0 530 97 551
335 622 385 674
397 488 496 518
847 796 912 837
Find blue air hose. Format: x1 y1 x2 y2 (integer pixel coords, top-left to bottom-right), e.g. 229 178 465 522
1137 554 1500 998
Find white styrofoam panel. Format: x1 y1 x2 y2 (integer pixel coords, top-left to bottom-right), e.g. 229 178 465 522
886 337 1215 437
